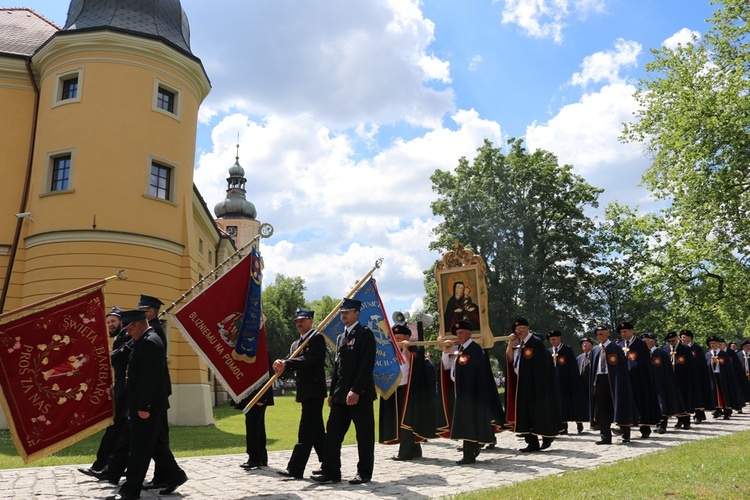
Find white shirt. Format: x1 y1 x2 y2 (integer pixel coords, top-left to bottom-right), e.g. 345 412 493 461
441 338 474 382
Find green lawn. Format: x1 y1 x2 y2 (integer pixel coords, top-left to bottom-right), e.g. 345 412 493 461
0 391 370 469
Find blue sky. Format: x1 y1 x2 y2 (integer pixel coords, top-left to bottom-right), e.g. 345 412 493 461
22 0 716 319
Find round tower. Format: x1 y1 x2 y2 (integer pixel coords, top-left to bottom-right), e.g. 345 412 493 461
214 143 261 247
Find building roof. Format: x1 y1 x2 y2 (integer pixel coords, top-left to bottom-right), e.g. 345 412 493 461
63 0 192 55
0 8 59 57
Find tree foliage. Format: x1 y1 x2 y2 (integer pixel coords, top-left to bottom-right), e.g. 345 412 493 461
428 138 603 339
262 274 307 363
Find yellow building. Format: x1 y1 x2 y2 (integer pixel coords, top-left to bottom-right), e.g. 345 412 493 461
0 2 258 426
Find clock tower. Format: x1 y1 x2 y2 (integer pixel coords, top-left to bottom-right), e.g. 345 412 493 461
213 144 260 247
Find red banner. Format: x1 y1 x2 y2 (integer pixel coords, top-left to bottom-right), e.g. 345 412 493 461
0 287 113 463
174 254 269 402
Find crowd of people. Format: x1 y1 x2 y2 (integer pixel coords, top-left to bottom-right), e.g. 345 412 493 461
81 298 750 494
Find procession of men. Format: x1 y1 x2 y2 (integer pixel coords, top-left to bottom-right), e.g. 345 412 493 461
77 296 750 497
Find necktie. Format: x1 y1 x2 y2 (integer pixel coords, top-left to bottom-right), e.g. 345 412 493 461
670 346 676 368
600 345 607 374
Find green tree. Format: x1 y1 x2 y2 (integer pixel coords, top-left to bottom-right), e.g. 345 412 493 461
428 138 603 341
308 295 339 328
619 0 750 338
262 274 307 364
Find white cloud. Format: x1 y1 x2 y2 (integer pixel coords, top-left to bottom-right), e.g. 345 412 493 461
662 28 701 49
185 0 454 129
497 0 608 43
194 109 503 305
526 83 656 209
570 39 641 87
469 55 483 72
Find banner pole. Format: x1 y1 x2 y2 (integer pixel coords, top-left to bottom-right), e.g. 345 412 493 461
242 257 383 414
161 223 274 317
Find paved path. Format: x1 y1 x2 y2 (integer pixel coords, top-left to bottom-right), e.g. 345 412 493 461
0 414 748 499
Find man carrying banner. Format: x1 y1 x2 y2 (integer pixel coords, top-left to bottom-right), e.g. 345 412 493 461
78 306 128 478
274 308 326 479
107 310 187 500
312 298 376 485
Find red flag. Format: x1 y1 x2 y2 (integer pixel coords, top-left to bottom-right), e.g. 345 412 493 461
0 286 113 463
174 254 269 402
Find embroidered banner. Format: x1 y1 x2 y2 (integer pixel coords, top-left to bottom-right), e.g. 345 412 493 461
174 253 269 402
320 278 403 399
0 286 113 463
234 246 263 362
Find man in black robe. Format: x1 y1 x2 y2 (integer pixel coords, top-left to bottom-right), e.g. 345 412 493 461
379 324 437 460
589 325 638 445
681 329 713 423
547 330 587 434
439 319 499 464
575 337 594 434
662 330 694 429
617 321 661 440
641 333 686 433
706 335 742 419
505 318 561 453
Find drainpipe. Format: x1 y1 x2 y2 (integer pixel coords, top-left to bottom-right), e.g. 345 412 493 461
0 59 39 313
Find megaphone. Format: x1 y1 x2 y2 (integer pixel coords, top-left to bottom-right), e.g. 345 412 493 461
392 311 407 326
413 311 433 329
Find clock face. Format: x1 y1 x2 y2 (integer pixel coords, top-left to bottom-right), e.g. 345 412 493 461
227 226 238 237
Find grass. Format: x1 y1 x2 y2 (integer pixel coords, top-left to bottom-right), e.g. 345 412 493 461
451 429 750 499
0 391 371 469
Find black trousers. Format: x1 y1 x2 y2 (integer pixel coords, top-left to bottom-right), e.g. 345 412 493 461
286 398 325 475
594 374 614 440
119 411 182 497
92 395 127 471
322 399 374 480
245 403 269 465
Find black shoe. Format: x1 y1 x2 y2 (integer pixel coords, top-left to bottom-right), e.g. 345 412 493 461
456 457 476 465
311 469 324 475
576 423 584 434
519 444 540 453
674 422 683 429
621 437 631 443
240 460 262 469
142 480 165 490
656 428 666 434
683 423 691 430
723 415 730 420
87 469 117 484
276 469 303 479
77 467 103 478
540 438 553 450
159 472 188 495
311 474 340 483
391 455 412 461
105 494 139 500
595 439 612 445
349 474 371 485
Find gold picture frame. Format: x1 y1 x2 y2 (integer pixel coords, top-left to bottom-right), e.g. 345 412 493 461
434 244 494 348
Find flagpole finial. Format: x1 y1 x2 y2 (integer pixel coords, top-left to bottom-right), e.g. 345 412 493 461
375 258 383 269
116 269 128 281
259 222 274 239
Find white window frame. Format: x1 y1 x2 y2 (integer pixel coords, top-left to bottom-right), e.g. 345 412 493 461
52 68 84 107
41 148 77 196
152 77 182 120
145 154 178 205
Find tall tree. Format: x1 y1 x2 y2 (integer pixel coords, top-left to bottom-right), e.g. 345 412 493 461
428 138 602 339
262 274 307 363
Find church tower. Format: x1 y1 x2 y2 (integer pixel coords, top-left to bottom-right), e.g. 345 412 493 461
214 143 261 247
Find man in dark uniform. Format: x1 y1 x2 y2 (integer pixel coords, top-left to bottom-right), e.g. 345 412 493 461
274 308 326 479
721 338 750 410
235 353 274 469
312 298 376 485
662 330 694 429
576 337 594 434
439 320 500 464
589 325 638 445
135 294 175 491
617 321 661 440
641 333 686 433
78 307 128 478
706 335 741 419
379 324 437 460
546 330 587 435
505 318 561 453
681 329 713 423
106 310 186 500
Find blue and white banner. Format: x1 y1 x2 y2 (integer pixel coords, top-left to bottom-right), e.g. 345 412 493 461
234 246 263 362
321 278 403 399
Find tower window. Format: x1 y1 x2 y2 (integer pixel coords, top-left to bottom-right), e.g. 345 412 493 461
61 77 78 100
51 155 71 191
157 87 175 113
150 162 172 201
